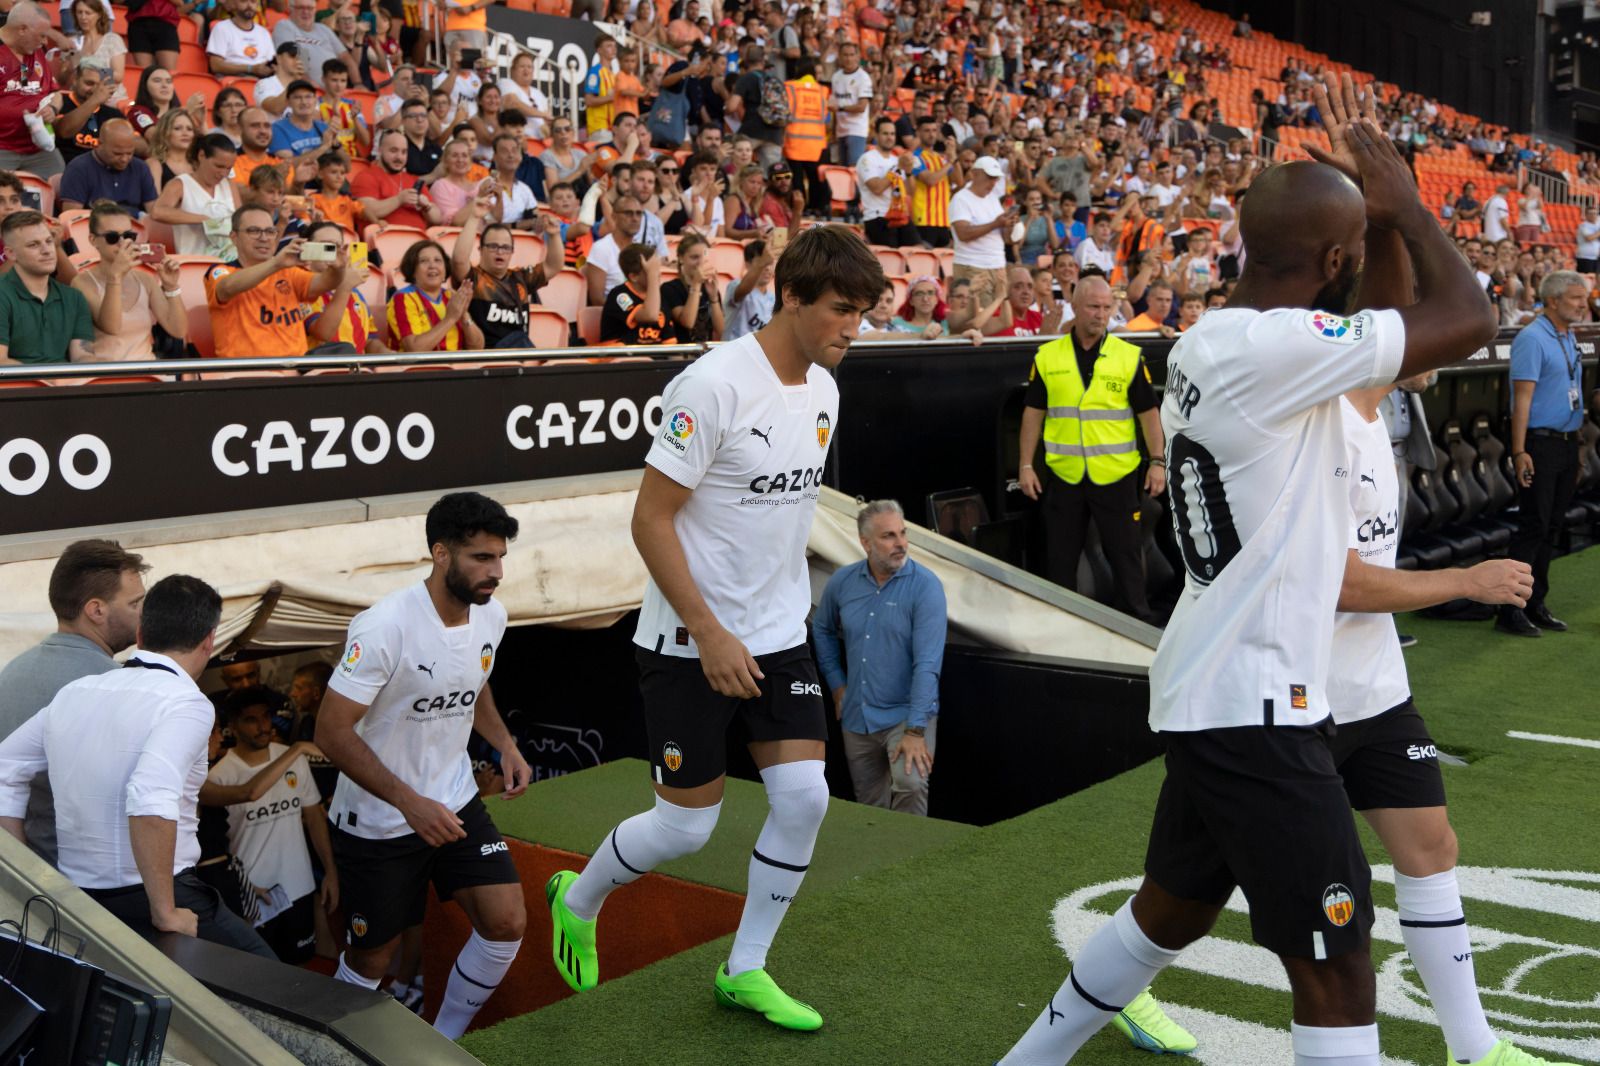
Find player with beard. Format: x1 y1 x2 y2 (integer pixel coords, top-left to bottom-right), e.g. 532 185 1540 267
545 226 885 1032
316 492 533 1040
999 77 1498 1066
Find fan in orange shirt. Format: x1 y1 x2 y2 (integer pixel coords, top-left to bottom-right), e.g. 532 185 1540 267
204 205 347 358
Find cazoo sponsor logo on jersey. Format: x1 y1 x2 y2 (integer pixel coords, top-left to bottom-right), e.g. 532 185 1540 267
409 689 478 721
742 465 826 506
1052 867 1600 1064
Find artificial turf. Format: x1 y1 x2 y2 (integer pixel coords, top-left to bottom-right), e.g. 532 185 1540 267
465 548 1600 1066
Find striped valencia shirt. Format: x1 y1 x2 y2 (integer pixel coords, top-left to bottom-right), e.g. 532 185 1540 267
910 147 950 228
308 288 376 352
387 286 465 351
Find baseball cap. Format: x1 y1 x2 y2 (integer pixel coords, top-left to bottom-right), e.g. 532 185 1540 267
286 79 318 97
767 160 792 178
972 156 1005 178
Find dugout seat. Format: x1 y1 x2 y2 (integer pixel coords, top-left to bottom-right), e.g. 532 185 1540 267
1427 443 1486 561
1441 420 1510 554
1401 466 1455 570
926 488 987 546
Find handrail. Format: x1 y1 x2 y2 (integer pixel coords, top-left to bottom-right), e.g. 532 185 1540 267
0 324 1590 382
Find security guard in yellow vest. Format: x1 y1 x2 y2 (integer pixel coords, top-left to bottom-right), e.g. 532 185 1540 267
783 58 831 218
1018 276 1166 620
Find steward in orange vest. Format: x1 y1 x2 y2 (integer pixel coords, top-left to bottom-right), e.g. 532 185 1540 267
782 59 833 217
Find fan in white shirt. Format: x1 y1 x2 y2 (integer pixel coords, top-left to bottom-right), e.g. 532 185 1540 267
318 492 532 1040
999 95 1500 1066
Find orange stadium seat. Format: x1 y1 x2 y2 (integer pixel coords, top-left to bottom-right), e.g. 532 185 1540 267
526 308 571 349
706 240 746 277
539 268 587 323
577 306 604 347
903 249 940 278
373 227 430 274
872 247 906 277
167 256 226 358
817 165 856 215
511 233 545 270
357 266 388 348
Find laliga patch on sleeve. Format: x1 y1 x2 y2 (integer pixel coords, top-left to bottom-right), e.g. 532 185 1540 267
1306 310 1363 343
660 407 697 456
339 639 363 676
617 291 635 312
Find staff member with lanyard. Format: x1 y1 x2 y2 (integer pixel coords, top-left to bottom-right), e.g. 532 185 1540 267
1017 274 1166 623
1498 270 1588 638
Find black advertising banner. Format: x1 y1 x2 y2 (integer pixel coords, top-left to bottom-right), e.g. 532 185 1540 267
484 7 599 95
0 363 681 536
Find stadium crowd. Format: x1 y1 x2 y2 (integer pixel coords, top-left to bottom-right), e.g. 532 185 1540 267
0 0 1592 368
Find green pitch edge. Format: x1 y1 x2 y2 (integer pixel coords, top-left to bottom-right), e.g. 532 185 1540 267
466 549 1600 1066
486 757 975 897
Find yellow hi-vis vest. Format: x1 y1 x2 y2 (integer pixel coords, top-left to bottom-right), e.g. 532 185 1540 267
1036 332 1144 485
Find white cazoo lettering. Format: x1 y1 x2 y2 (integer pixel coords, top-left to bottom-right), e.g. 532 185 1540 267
212 414 435 477
505 396 664 451
0 434 112 496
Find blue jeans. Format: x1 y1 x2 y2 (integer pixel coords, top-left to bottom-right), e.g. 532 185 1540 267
836 136 867 166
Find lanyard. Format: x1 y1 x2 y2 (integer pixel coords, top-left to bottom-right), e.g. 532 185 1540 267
1545 315 1580 385
123 657 177 675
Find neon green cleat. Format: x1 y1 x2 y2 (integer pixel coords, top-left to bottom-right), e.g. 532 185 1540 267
712 963 823 1031
1110 988 1197 1055
1452 1041 1578 1066
545 870 598 992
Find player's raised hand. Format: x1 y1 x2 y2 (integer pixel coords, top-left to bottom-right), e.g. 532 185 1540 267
1305 71 1376 184
1344 116 1419 230
401 792 467 845
697 626 764 699
1463 558 1533 607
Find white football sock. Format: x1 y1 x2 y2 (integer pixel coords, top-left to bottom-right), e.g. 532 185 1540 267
1000 898 1181 1065
334 952 381 990
727 760 828 977
433 931 520 1039
1291 1022 1380 1065
565 795 721 921
1395 869 1495 1063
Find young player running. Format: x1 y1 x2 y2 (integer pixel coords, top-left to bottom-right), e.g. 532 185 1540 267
317 492 533 1040
545 225 885 1031
999 76 1498 1066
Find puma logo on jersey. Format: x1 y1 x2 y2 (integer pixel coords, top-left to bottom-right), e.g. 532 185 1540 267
750 426 773 447
1359 472 1376 487
416 662 435 678
1408 743 1439 761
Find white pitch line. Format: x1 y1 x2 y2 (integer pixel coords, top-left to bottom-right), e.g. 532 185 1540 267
1507 730 1600 750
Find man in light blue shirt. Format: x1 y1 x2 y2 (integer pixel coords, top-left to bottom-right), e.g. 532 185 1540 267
813 500 946 816
1499 271 1588 637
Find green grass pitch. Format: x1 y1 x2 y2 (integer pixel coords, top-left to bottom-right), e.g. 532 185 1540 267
467 548 1600 1065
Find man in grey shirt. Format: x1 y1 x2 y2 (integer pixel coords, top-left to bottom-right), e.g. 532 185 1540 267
1037 133 1096 208
272 0 357 91
0 539 148 864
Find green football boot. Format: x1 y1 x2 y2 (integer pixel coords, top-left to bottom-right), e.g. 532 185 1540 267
545 870 598 992
712 962 823 1031
1451 1041 1578 1066
1110 988 1197 1055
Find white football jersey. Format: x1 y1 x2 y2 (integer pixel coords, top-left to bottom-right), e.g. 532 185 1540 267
1327 398 1411 724
208 745 320 905
1151 306 1405 732
635 332 839 659
327 583 507 840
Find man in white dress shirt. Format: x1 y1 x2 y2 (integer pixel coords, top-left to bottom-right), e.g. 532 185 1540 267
0 574 274 958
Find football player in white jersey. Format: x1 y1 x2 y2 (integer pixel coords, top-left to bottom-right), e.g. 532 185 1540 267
317 492 533 1041
546 225 885 1031
1139 376 1554 1065
1000 76 1499 1066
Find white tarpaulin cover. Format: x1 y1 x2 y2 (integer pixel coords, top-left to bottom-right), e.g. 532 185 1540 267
0 485 1154 670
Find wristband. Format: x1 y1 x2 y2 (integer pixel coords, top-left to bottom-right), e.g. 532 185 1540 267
1021 463 1034 470
1148 458 1166 467
904 726 926 737
163 288 182 299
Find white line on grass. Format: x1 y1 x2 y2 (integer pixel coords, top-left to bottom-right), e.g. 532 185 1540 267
1507 730 1600 750
1163 1005 1421 1066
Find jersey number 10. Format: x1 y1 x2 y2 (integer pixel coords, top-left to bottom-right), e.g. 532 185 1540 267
1167 433 1242 587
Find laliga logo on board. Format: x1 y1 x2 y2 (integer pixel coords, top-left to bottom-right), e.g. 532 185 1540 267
1053 866 1600 1064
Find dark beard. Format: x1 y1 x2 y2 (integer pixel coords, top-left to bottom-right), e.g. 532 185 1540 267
444 560 493 606
1312 261 1361 315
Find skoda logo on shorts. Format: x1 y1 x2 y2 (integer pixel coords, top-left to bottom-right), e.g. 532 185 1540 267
350 914 369 938
662 742 683 772
1322 883 1356 927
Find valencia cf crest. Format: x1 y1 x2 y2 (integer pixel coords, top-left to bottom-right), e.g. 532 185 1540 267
481 642 494 673
350 914 369 938
662 741 683 772
285 770 298 789
1322 883 1355 927
1290 684 1308 710
816 411 831 449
